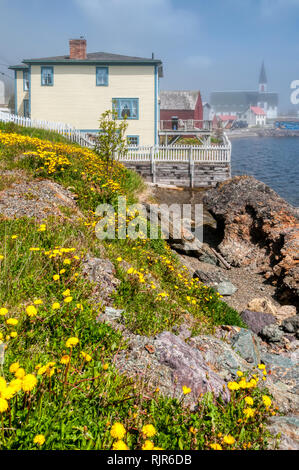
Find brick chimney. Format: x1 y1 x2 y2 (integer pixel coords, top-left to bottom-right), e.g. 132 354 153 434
69 38 87 60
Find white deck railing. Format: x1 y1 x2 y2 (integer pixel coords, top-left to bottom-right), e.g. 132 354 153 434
122 141 231 163
0 112 231 163
159 119 213 132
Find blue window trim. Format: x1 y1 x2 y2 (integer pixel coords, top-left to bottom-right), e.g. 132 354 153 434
154 65 158 145
14 71 17 115
127 135 139 146
23 69 30 91
29 65 31 116
41 66 54 86
96 66 109 86
112 98 139 120
23 99 30 118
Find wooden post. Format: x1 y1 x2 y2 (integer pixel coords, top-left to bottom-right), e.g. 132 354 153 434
189 147 194 188
151 146 156 184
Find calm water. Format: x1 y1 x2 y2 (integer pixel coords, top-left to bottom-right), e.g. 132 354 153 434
231 137 299 207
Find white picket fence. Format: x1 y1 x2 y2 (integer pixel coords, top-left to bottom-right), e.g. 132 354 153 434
121 143 231 163
0 111 231 163
0 111 95 148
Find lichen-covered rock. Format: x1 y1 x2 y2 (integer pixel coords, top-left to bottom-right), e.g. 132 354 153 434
241 309 277 335
230 328 261 364
0 177 81 220
203 176 299 305
193 270 237 296
267 416 299 450
281 316 299 336
188 334 252 380
247 298 277 316
82 256 120 306
154 332 230 403
261 324 284 343
276 305 297 323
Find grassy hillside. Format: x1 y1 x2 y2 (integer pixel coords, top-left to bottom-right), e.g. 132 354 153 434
0 123 276 450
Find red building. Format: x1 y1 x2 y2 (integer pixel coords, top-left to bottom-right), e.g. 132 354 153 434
160 90 203 130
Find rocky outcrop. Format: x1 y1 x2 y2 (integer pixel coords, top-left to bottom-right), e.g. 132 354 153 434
144 203 218 263
82 256 120 306
193 270 237 296
0 176 81 220
241 309 277 335
203 176 299 305
97 307 299 448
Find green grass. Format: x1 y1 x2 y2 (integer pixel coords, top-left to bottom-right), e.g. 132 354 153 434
0 123 277 450
0 121 71 144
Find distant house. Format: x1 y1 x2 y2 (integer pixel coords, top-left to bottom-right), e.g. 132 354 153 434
242 106 266 127
0 79 10 114
210 62 278 119
160 90 203 129
9 38 163 145
213 114 237 129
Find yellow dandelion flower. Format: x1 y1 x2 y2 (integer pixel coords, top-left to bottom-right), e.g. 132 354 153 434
0 308 8 316
142 424 156 438
0 398 8 413
65 337 79 348
26 305 37 317
15 368 26 379
60 355 70 365
64 296 73 303
6 318 18 326
52 302 60 310
9 362 20 374
227 381 240 391
243 408 255 419
222 435 235 445
245 396 254 406
112 440 128 450
142 440 155 450
81 352 92 362
262 395 272 408
33 434 45 446
110 423 126 440
210 443 222 450
22 374 38 392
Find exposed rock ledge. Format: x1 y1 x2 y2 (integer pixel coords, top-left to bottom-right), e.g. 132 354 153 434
203 176 299 306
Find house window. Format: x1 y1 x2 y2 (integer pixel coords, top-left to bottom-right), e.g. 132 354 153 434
23 99 30 118
41 66 54 86
127 136 139 146
96 67 108 86
112 98 139 120
23 70 30 91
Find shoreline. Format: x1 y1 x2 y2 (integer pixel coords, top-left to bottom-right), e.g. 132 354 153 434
227 129 299 139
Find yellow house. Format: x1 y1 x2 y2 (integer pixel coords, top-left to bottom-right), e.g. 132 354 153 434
10 39 163 145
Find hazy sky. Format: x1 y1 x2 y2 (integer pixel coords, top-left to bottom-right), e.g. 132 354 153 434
1 0 299 110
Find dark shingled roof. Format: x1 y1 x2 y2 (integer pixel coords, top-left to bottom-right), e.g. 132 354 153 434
160 91 200 110
210 91 278 113
22 51 162 65
9 51 163 75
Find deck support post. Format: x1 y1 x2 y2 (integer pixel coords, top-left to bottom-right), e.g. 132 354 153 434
189 147 194 188
151 146 156 184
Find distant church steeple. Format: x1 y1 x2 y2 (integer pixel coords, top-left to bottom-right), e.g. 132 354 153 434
259 61 267 92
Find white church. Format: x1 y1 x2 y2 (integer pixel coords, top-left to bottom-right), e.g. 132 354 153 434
210 62 278 120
